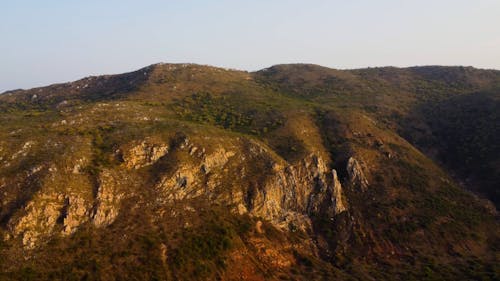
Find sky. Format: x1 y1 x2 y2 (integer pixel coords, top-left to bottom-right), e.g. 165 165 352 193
1 0 499 92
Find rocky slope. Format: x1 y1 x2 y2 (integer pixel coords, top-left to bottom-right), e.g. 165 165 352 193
0 63 498 280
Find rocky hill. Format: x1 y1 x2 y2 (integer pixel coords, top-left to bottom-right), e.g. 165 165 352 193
0 63 498 280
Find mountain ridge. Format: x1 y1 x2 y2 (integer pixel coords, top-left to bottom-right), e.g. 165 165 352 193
3 63 500 95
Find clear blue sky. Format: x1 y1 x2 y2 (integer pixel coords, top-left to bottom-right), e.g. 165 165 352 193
1 0 499 92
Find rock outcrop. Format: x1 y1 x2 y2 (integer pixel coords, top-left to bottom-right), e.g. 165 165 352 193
347 157 369 191
5 135 349 249
92 170 125 227
153 137 348 232
123 140 169 169
62 195 91 235
10 192 65 249
330 169 347 214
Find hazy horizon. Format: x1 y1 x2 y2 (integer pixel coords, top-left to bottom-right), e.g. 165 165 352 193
1 0 499 92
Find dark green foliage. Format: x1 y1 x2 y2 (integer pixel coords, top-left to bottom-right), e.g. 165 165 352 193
413 91 500 207
270 135 307 162
172 92 284 135
166 211 255 279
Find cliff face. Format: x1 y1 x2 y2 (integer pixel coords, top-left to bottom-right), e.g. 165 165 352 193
0 63 498 280
5 132 349 250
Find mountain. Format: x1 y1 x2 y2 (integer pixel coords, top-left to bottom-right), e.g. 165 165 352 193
0 63 498 280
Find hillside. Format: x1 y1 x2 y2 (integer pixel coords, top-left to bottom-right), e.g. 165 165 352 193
0 63 499 280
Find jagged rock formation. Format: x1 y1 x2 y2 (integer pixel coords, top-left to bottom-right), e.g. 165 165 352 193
62 195 91 235
346 157 369 191
4 134 348 249
330 170 346 214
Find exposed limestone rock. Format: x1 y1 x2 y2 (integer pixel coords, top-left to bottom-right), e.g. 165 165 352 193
347 157 369 191
155 146 236 203
123 140 168 169
7 136 348 251
156 163 203 202
277 212 313 233
189 146 198 155
329 169 347 214
236 203 248 215
255 220 263 234
11 192 65 249
11 141 35 160
202 148 235 173
153 141 348 232
71 158 88 174
160 243 168 265
6 135 349 249
92 170 124 227
242 154 347 231
27 164 44 177
62 195 91 235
